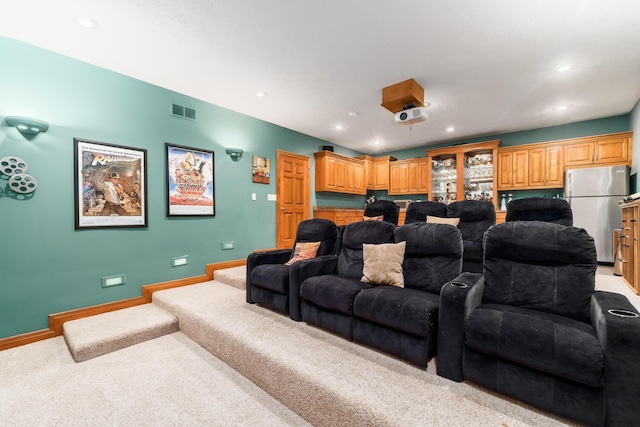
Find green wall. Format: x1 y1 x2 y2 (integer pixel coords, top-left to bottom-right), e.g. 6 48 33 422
0 37 359 338
0 36 635 339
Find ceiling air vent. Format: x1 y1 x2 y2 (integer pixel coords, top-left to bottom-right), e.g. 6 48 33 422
170 102 197 121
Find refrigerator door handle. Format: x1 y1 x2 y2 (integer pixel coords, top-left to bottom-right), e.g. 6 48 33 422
566 171 571 204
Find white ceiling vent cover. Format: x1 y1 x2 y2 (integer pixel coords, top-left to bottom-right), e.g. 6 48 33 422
170 102 197 121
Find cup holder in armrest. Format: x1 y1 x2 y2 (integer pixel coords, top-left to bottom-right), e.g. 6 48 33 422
607 309 640 318
449 282 468 288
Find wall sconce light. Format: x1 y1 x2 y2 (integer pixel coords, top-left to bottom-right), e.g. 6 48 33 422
226 148 243 162
5 116 49 137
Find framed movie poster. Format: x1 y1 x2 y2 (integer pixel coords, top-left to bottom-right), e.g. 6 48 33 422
166 143 215 216
252 155 270 184
74 138 148 229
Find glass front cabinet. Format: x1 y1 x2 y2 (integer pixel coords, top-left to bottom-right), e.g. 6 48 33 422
426 140 501 209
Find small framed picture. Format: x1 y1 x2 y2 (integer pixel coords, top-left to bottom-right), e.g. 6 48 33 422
166 143 215 216
252 155 270 184
74 138 148 229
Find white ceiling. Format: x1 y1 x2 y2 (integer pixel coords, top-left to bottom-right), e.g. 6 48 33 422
2 1 640 154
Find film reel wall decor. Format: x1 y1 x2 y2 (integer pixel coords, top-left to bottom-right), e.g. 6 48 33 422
0 155 39 199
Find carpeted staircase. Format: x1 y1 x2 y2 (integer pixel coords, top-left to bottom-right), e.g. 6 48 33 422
62 267 246 362
62 265 572 426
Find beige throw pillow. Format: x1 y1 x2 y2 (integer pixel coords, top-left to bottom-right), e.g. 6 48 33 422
285 241 321 266
361 241 406 287
426 215 460 226
363 215 384 221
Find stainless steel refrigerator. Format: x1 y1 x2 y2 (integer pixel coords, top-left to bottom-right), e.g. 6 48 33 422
565 165 629 263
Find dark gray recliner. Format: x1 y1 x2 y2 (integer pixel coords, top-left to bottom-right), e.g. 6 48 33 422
299 220 463 367
446 200 496 273
364 199 400 224
506 196 573 225
403 201 447 224
437 221 640 426
246 218 338 320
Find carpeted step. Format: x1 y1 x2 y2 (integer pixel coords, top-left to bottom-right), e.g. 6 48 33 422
152 282 569 427
63 304 179 362
214 265 246 289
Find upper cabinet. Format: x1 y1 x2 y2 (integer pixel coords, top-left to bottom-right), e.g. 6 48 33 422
356 155 397 191
314 151 366 195
498 145 563 190
498 132 632 190
564 134 630 167
426 140 501 207
388 158 430 195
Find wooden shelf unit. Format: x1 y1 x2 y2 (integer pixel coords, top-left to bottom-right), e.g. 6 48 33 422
620 201 639 295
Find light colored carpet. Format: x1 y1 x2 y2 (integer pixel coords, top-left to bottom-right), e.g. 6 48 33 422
3 265 635 426
153 281 579 427
213 265 246 290
0 332 309 427
63 303 179 362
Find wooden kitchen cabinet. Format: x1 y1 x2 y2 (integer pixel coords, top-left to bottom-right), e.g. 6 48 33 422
313 207 364 226
498 149 529 189
314 151 366 195
498 144 563 190
388 158 429 195
563 134 631 167
528 145 564 188
356 155 396 191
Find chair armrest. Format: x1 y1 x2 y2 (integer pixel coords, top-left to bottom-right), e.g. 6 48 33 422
591 291 640 426
437 272 483 381
246 249 292 303
288 255 338 321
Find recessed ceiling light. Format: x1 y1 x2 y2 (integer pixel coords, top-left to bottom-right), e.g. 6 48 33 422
446 126 455 132
74 17 99 29
333 124 343 130
256 91 267 97
557 65 571 72
348 111 358 117
374 141 381 145
554 105 568 111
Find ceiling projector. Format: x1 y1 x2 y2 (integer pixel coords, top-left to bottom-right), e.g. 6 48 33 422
395 107 428 125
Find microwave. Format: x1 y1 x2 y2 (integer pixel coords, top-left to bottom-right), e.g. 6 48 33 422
393 200 413 209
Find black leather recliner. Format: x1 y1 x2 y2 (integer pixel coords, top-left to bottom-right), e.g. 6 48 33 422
246 218 338 320
506 196 573 225
364 199 400 224
437 221 640 426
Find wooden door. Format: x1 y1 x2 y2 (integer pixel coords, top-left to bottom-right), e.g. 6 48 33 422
276 151 310 249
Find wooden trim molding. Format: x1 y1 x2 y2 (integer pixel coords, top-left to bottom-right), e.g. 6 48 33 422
0 258 246 351
0 328 58 352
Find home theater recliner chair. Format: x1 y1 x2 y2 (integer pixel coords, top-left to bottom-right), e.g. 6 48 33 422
298 220 463 367
246 218 338 320
506 196 573 225
437 221 640 426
